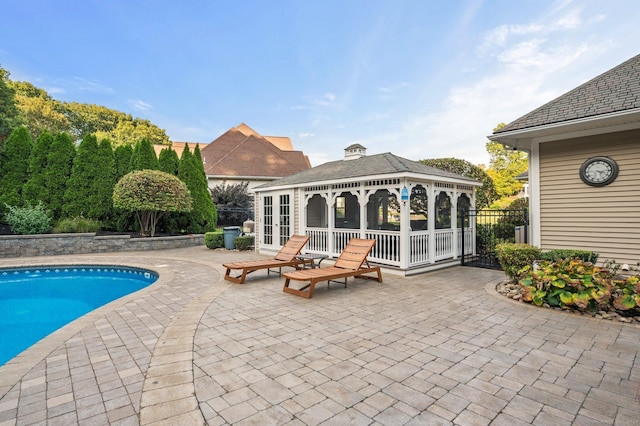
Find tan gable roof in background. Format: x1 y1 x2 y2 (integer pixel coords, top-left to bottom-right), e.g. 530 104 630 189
199 125 311 177
234 123 294 151
152 123 310 178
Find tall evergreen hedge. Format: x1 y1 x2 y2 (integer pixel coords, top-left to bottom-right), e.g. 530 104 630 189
45 132 75 220
158 146 179 175
63 134 101 219
22 130 53 205
131 138 158 171
0 126 32 213
94 138 116 224
114 144 133 180
176 144 217 233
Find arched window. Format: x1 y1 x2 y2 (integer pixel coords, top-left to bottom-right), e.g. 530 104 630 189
457 193 471 228
435 191 451 229
366 189 400 230
410 185 428 231
335 192 360 228
306 194 327 228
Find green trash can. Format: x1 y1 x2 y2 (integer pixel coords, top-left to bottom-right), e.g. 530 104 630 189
223 226 242 249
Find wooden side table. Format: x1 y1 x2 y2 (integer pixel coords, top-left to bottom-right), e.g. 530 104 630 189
295 253 329 269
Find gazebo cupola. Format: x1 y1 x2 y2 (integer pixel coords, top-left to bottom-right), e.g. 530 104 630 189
344 144 367 160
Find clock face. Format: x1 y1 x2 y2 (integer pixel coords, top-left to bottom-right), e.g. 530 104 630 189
579 157 618 186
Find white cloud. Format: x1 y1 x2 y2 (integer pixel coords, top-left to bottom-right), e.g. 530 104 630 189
129 99 151 111
311 92 337 106
46 86 65 95
73 77 114 94
298 132 315 138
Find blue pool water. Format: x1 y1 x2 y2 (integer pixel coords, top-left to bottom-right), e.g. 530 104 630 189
0 265 158 366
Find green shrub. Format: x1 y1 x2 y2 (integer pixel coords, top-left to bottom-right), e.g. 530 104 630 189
234 235 254 251
518 259 613 311
205 231 224 249
495 243 541 281
53 216 102 233
611 275 640 312
4 202 51 235
540 249 598 264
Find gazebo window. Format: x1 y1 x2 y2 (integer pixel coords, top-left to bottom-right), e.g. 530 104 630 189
335 192 360 228
435 191 451 229
366 189 400 230
410 185 428 231
457 193 471 228
306 194 328 227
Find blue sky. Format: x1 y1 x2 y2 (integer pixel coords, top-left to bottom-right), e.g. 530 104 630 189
1 1 638 166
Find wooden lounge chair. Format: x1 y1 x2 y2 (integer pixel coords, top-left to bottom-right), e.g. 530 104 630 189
282 238 382 299
223 235 310 284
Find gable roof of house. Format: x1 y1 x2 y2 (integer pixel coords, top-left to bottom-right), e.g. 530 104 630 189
495 53 640 134
199 126 311 178
234 123 294 151
255 152 480 190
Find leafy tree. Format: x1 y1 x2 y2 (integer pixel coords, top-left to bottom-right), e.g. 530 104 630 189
158 147 180 175
177 145 217 233
22 130 53 205
211 181 252 208
0 126 32 213
95 116 170 147
94 138 117 224
131 138 159 171
45 132 76 220
63 134 102 219
419 157 497 210
486 123 528 198
113 169 192 237
0 67 21 143
9 81 71 140
114 144 134 180
65 102 121 139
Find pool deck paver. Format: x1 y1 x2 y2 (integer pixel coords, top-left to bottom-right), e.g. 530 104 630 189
0 246 639 425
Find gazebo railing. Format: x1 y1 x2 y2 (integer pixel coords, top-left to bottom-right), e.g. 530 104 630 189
409 231 429 266
305 227 466 268
434 229 455 261
365 231 400 266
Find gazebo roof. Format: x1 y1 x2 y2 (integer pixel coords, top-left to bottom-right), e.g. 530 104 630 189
255 152 480 189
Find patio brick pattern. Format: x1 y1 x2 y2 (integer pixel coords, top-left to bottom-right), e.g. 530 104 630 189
0 247 639 425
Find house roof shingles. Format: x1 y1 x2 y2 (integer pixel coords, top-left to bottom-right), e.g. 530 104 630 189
495 53 640 134
255 152 480 189
199 128 311 178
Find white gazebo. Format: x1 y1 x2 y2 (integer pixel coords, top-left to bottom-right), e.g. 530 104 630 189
253 146 481 275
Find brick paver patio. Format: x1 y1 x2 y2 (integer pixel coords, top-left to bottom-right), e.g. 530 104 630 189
0 246 638 425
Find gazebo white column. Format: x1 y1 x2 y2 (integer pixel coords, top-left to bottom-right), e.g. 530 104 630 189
427 184 435 263
400 180 411 270
359 184 367 239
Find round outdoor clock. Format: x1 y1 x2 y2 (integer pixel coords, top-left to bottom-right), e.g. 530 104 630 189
579 156 619 187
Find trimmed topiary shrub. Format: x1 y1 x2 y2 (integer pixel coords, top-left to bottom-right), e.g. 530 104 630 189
495 243 541 281
204 231 224 249
234 235 254 251
113 169 193 237
4 202 51 234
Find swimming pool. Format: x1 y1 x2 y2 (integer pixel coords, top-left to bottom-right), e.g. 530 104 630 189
0 265 158 366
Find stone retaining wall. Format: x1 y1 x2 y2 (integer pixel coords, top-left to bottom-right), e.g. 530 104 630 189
0 233 204 258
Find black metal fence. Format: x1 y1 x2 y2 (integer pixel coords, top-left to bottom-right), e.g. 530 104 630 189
216 207 254 227
460 208 528 269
